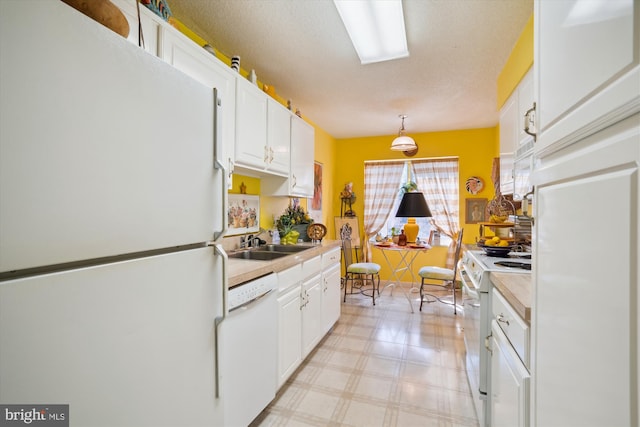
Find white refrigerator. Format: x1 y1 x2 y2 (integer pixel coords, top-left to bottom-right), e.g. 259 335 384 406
0 1 227 425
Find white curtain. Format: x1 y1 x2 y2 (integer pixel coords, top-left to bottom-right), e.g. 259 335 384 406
411 159 461 268
362 161 405 261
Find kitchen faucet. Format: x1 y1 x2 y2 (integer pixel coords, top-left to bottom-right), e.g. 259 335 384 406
240 228 267 248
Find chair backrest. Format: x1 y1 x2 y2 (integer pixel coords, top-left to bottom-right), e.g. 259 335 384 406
342 237 354 268
452 229 464 277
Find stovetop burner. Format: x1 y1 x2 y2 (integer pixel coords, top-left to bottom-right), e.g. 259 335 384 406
493 261 532 270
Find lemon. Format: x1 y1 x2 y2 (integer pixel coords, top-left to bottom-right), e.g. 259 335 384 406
491 236 501 243
498 240 509 247
484 240 496 246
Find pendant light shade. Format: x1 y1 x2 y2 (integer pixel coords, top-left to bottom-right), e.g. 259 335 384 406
390 115 417 151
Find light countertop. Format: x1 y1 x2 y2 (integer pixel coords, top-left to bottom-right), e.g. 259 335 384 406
490 271 532 324
227 240 341 288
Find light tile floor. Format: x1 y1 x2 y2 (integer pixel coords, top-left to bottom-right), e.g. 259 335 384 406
252 286 480 427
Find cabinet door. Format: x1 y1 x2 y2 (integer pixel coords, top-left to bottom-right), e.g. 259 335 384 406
322 263 341 333
277 285 302 388
235 77 269 171
112 0 160 56
301 273 323 357
490 322 530 427
532 114 639 427
160 27 236 186
266 98 291 175
516 68 534 157
499 94 517 195
535 0 638 156
290 115 315 197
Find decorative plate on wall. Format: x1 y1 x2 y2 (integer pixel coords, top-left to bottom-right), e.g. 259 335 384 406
465 176 484 194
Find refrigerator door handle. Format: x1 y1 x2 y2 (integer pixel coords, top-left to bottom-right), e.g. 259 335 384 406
212 88 228 241
211 242 228 398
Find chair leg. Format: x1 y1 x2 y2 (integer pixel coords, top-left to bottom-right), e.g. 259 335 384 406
419 278 424 311
371 274 375 306
343 274 349 302
452 280 457 315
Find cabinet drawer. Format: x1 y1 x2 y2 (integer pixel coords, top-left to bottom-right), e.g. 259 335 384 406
302 255 322 278
492 289 530 368
322 247 341 269
278 264 302 293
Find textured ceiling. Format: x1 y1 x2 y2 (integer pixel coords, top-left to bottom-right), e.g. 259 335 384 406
167 0 533 139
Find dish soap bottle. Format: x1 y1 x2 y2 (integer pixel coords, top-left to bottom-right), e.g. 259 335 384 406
398 229 407 246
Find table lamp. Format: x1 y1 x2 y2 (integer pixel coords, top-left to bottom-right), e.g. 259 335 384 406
395 192 432 243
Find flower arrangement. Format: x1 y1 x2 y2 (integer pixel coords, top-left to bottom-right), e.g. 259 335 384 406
276 204 313 242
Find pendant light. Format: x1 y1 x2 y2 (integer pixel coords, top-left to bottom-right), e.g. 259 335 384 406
390 115 417 152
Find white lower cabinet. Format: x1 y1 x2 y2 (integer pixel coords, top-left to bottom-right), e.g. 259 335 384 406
490 289 530 427
301 272 323 357
277 280 302 388
321 247 342 333
276 251 341 388
490 321 530 427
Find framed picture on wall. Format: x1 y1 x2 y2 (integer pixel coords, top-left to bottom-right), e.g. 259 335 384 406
334 216 360 248
308 161 323 223
465 198 487 224
227 194 260 236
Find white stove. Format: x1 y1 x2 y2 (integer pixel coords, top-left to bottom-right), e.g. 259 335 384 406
462 250 532 290
460 248 531 427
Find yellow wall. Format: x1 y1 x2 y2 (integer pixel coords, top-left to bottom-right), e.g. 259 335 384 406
333 127 497 278
496 14 534 109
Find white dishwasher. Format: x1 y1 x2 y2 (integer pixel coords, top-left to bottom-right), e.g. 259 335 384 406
219 273 277 427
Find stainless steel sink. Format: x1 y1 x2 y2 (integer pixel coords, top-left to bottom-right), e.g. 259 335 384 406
228 250 290 261
255 244 312 253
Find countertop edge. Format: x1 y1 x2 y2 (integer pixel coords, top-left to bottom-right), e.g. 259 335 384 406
227 240 341 287
490 271 531 324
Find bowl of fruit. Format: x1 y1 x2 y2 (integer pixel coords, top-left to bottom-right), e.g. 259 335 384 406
478 236 515 257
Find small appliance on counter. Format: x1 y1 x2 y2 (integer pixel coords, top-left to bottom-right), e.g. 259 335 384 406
508 214 532 247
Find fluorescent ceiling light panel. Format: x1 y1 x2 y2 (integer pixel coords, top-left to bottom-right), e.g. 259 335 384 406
334 0 409 64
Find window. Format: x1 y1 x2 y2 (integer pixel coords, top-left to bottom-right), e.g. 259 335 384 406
364 158 459 247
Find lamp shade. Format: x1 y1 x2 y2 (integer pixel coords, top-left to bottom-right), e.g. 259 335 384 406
390 135 417 151
395 192 432 217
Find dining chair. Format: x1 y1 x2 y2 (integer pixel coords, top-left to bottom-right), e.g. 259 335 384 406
342 238 381 305
417 229 464 314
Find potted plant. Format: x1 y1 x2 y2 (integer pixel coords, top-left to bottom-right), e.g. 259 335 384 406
276 204 314 243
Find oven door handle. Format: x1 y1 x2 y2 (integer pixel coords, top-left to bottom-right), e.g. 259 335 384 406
460 269 480 300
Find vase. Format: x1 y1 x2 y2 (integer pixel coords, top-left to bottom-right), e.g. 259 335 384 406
293 224 311 242
404 218 419 243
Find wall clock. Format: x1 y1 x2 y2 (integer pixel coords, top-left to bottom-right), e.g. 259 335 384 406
465 176 484 194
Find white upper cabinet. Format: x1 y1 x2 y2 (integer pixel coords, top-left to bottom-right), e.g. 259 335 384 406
266 98 292 175
160 27 237 186
112 0 160 56
289 115 315 197
235 78 291 176
516 69 535 156
534 0 639 157
499 68 533 196
499 94 517 195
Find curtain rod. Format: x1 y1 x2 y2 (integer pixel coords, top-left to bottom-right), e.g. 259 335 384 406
364 156 459 164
